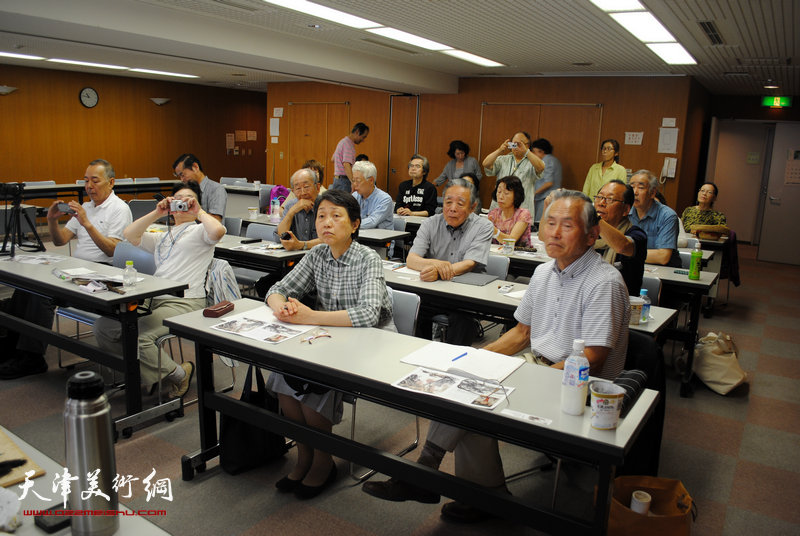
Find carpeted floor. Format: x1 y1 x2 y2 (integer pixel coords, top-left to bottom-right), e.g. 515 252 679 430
1 243 798 536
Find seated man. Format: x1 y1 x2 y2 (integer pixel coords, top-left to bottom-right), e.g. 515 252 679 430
628 170 680 267
395 154 438 217
172 153 227 220
0 159 132 380
95 181 225 398
406 178 493 345
277 168 323 251
351 160 393 231
593 180 647 295
363 190 630 523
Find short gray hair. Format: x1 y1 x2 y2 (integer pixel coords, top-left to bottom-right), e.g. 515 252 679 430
443 178 478 207
352 160 377 181
542 189 598 236
289 168 317 188
88 159 115 180
631 169 658 193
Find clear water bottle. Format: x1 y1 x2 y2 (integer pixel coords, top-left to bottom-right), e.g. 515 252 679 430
64 371 119 536
639 288 651 324
561 339 590 416
688 242 702 280
123 260 136 289
269 197 280 223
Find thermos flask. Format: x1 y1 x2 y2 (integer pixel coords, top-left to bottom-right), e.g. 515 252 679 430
64 371 119 536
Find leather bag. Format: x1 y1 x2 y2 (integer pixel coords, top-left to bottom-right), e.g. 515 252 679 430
608 475 695 536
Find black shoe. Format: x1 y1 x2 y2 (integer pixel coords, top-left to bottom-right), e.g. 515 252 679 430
441 501 495 523
0 353 48 380
362 477 440 504
275 475 303 493
294 464 337 500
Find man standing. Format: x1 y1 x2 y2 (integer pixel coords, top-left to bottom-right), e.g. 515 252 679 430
594 180 647 295
351 160 393 231
405 178 493 345
395 154 438 217
530 138 562 222
277 168 322 252
172 153 227 220
0 159 132 379
363 190 630 523
628 170 680 267
330 122 369 192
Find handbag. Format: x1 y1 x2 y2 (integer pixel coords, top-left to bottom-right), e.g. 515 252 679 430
219 365 288 475
608 475 696 536
692 331 747 395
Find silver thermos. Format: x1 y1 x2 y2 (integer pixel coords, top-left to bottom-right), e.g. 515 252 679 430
64 371 119 536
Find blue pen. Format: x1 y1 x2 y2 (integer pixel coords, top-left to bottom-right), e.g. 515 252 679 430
452 352 468 362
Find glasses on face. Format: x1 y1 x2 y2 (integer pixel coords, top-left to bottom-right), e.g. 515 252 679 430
293 183 313 193
601 146 616 152
409 164 423 169
594 195 622 205
173 169 190 179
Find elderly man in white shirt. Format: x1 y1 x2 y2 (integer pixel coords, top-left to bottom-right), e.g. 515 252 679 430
0 159 132 380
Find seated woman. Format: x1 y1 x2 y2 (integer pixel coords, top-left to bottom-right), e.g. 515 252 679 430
95 180 226 398
265 189 395 499
487 175 532 247
682 182 727 232
433 140 482 188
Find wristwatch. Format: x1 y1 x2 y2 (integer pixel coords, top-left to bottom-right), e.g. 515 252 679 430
302 242 308 250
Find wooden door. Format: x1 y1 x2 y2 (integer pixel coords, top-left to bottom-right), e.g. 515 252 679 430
536 104 603 190
387 95 418 197
286 102 349 188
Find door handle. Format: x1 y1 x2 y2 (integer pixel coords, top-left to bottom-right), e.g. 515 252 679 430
769 195 780 204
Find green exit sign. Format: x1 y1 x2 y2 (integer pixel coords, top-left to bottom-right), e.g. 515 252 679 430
761 96 792 108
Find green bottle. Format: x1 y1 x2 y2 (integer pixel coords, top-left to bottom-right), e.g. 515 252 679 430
688 243 702 280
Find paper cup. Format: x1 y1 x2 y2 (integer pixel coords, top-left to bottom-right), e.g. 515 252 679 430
248 207 259 219
590 380 626 430
253 180 261 188
629 297 644 326
502 238 515 255
630 490 652 515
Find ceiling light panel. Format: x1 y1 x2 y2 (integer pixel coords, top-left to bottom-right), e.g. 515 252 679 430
589 0 645 12
646 43 697 65
366 27 451 51
0 51 45 60
442 50 504 67
610 12 676 42
47 58 128 70
129 68 198 78
262 0 379 29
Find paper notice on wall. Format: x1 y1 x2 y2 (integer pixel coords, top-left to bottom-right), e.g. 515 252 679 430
269 118 280 137
247 130 257 141
235 130 246 142
270 137 279 144
273 107 284 118
225 133 235 150
657 127 678 154
625 132 643 145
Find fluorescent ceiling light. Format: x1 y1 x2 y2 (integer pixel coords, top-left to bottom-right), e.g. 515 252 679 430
647 43 697 65
130 68 198 78
0 51 45 60
589 0 645 11
367 27 451 51
610 12 675 42
262 0 379 29
442 50 504 67
47 58 128 70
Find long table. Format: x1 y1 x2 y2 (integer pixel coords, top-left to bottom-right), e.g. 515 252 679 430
213 235 306 275
383 266 677 337
165 298 658 535
0 255 187 437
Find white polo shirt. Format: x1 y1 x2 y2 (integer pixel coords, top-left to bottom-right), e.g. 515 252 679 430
65 191 132 263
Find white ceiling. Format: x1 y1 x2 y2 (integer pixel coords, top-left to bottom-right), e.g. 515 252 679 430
0 0 797 96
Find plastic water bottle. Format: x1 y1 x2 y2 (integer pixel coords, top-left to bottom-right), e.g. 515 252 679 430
639 288 651 324
688 242 702 280
64 371 119 536
269 197 280 223
561 339 590 416
123 260 137 289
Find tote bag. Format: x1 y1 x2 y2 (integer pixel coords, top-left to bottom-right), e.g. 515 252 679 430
608 475 695 536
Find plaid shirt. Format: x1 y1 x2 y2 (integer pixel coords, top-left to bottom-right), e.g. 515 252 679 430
267 240 393 328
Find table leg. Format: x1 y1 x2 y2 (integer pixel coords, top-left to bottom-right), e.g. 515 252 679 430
118 307 142 416
594 461 615 536
680 291 702 398
181 342 219 481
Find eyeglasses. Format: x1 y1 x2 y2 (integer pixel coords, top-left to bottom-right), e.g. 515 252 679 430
293 184 313 192
173 169 190 179
594 195 622 204
600 146 616 152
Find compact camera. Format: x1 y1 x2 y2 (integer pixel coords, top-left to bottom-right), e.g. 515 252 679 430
170 199 189 212
57 202 76 214
507 142 518 149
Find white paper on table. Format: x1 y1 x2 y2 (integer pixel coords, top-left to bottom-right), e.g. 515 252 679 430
505 289 527 300
393 367 514 410
211 306 314 344
400 341 524 383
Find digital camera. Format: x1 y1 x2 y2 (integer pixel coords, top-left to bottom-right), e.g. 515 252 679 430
507 142 518 149
170 199 189 212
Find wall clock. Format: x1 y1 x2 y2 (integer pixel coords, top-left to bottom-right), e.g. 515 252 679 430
79 87 99 108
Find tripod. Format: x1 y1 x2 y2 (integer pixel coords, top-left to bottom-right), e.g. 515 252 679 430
1 184 46 257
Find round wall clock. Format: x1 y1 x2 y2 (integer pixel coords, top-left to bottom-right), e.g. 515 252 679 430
79 87 99 108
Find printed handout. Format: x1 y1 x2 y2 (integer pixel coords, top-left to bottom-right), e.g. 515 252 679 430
393 367 514 410
211 307 314 344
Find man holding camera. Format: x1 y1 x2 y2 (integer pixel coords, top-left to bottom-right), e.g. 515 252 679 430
0 159 132 380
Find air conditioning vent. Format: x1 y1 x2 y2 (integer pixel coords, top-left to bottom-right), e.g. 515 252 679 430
698 20 724 46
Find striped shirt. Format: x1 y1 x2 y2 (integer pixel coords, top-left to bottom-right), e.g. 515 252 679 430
267 240 393 328
332 135 356 177
514 247 630 380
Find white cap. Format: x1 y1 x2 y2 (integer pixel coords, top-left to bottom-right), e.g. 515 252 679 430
572 339 585 352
